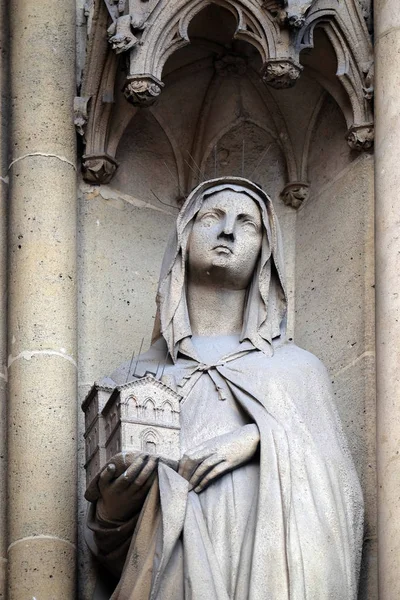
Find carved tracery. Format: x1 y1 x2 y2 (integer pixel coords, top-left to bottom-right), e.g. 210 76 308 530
76 0 373 196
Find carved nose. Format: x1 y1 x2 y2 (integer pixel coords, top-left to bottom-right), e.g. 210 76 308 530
218 215 235 240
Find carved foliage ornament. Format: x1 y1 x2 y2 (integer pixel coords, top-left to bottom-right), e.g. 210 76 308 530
280 182 310 209
261 59 303 89
346 124 374 151
123 75 164 107
82 154 119 184
100 0 372 111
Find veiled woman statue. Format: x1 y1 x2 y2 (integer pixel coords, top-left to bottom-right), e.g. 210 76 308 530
86 177 363 600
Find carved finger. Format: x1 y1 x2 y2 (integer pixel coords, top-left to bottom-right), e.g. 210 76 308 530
188 456 223 490
98 463 116 491
134 470 156 498
194 461 228 493
134 456 158 488
119 454 150 486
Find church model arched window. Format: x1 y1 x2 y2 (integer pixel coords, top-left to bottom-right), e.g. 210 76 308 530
142 429 158 454
144 397 156 421
162 400 173 425
127 396 140 419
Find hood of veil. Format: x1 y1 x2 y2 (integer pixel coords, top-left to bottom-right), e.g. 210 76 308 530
152 177 288 361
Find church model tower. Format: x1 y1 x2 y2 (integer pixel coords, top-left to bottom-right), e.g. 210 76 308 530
82 375 181 485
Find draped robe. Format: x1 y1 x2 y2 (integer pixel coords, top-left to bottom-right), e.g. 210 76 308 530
87 337 363 600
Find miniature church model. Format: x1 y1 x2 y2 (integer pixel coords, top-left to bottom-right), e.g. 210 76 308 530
82 375 181 485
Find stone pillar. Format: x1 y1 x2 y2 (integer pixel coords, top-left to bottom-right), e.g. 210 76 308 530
0 0 9 594
7 0 77 596
375 2 400 598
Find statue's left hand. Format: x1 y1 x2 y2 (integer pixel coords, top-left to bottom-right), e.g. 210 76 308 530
178 424 259 493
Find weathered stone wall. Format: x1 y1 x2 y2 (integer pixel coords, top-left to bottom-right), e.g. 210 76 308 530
77 181 178 598
295 96 376 598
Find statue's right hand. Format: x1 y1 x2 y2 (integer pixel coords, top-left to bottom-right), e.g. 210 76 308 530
96 452 158 523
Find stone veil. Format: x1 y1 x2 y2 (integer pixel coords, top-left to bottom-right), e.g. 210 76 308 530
86 177 363 600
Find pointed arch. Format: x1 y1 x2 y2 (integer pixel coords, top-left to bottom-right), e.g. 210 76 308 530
141 428 160 454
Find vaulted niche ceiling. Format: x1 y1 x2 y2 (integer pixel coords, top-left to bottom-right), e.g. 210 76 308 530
163 4 263 76
113 4 352 209
79 0 372 209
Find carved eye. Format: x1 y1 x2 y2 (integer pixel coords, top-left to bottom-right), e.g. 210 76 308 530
238 215 259 232
243 219 258 231
199 212 219 224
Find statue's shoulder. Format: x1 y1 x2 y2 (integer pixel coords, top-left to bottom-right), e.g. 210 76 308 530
271 341 330 380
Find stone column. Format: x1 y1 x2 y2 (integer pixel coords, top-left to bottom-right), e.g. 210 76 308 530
7 0 77 596
375 2 400 598
0 0 9 594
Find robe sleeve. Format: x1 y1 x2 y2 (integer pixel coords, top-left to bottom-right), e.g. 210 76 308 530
85 502 139 578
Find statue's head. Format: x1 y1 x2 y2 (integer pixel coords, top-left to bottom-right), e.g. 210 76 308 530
187 189 263 290
154 177 287 359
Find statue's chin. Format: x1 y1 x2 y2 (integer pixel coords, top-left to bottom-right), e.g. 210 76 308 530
203 263 249 291
188 254 251 289
210 254 232 268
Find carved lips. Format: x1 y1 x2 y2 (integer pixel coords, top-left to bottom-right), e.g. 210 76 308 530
213 244 233 254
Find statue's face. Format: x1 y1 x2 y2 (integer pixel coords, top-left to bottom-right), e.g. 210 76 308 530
187 190 263 289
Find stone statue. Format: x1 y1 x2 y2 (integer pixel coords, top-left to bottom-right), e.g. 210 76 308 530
85 177 363 599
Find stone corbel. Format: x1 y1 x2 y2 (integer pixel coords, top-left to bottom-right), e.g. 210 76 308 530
123 74 164 107
82 154 119 184
261 58 303 89
346 123 374 151
280 181 310 209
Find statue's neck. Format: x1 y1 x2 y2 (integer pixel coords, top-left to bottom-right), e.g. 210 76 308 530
186 279 246 336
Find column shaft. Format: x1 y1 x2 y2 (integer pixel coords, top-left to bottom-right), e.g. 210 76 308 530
375 3 400 599
0 0 9 593
7 0 77 596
